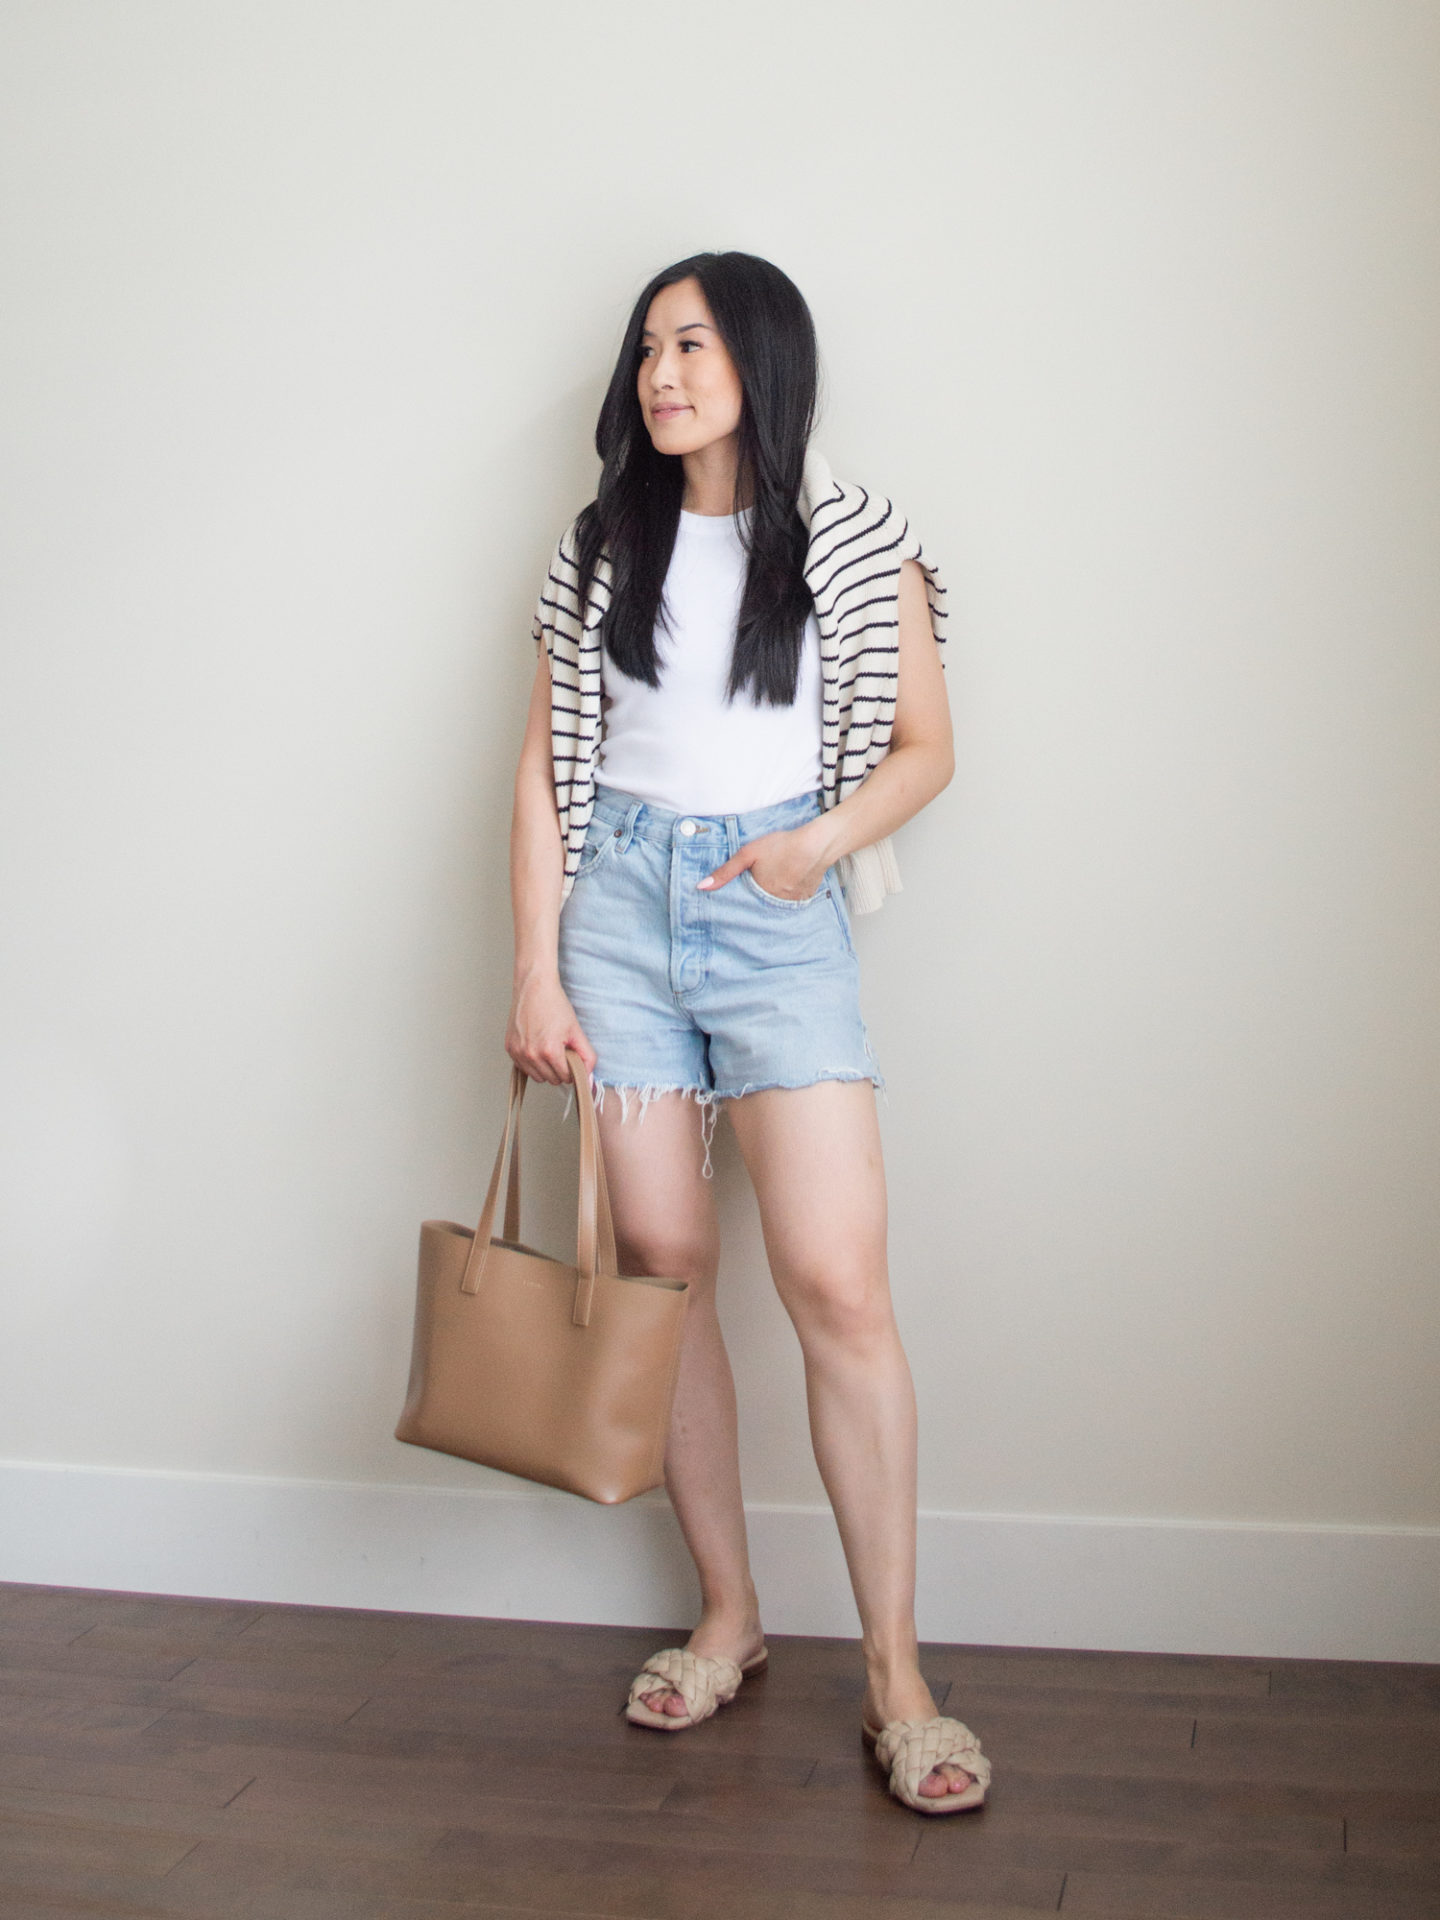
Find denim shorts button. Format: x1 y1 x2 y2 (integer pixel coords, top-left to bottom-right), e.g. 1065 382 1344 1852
679 819 697 836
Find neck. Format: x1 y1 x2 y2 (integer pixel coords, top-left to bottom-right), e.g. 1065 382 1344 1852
680 437 750 516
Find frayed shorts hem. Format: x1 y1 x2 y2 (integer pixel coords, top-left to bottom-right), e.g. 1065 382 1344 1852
585 1071 887 1181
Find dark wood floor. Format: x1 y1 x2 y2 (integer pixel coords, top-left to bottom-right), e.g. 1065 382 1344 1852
0 1582 1436 1917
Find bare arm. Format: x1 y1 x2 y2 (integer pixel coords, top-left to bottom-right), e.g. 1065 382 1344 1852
505 650 597 1083
699 558 953 899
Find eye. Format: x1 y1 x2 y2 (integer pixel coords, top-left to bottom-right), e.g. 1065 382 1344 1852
680 339 702 351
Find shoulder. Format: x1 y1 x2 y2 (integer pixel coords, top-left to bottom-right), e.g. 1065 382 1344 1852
551 511 587 574
800 447 948 648
535 523 582 609
535 509 611 630
800 448 923 564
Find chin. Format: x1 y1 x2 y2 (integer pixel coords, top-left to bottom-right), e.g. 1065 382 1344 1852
649 427 704 456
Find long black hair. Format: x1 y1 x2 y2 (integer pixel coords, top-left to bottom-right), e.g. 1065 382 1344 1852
574 251 819 707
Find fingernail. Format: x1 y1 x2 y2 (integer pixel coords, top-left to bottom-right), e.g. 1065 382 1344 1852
697 878 714 889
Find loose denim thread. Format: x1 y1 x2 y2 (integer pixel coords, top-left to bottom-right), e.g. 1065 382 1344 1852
591 1080 720 1179
585 1071 887 1179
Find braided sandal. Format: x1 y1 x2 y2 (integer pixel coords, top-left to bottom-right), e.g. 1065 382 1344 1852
625 1645 769 1731
862 1714 991 1814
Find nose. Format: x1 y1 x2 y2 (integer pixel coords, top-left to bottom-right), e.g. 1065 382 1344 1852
645 342 679 391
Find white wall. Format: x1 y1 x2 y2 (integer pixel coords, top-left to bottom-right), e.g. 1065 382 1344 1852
2 1 1438 1656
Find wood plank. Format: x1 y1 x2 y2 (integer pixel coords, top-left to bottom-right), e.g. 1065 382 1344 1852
135 1718 694 1813
1345 1817 1440 1859
0 1858 200 1916
910 1817 1360 1886
66 1599 265 1640
1194 1711 1440 1788
0 1747 254 1807
0 1718 245 1767
1059 1862 1440 1917
0 1661 370 1724
0 1698 168 1738
0 1636 196 1682
229 1761 671 1822
0 1810 195 1877
1268 1659 1440 1715
134 1651 399 1692
0 1781 449 1861
928 1649 1271 1700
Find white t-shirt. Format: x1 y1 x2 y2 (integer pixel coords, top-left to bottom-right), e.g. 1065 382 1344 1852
594 507 823 815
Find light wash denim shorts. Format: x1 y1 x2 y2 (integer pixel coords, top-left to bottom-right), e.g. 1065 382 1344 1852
557 784 882 1172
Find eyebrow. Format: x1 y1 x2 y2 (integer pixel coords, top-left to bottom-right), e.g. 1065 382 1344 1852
640 321 714 338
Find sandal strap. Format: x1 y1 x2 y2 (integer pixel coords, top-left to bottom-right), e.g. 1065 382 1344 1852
874 1715 991 1809
628 1647 743 1723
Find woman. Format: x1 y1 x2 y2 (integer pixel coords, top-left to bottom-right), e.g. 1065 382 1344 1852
506 252 989 1815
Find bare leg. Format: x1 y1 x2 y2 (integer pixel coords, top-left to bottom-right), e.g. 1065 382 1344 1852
726 1080 972 1799
596 1091 765 1715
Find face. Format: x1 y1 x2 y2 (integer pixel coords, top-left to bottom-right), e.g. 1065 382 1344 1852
636 276 744 458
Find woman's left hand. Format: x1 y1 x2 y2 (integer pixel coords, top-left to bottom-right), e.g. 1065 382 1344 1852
697 822 832 901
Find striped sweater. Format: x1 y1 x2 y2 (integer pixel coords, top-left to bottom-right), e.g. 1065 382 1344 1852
532 448 947 915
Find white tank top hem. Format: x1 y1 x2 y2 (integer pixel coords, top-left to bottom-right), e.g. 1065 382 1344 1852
594 507 823 816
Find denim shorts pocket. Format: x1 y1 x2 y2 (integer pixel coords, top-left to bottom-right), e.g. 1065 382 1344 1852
573 820 622 880
741 870 827 910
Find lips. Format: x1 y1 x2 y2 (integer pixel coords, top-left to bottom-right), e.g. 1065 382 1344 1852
651 404 691 420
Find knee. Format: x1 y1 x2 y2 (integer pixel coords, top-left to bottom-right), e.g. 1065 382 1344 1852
784 1261 895 1354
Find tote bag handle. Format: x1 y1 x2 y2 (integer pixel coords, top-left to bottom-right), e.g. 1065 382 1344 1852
458 1049 618 1327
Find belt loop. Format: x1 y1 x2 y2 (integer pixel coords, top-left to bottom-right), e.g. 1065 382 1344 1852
618 800 643 853
724 811 741 858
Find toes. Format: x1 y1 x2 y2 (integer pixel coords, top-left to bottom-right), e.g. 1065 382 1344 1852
632 1684 684 1719
640 1686 687 1716
920 1764 975 1797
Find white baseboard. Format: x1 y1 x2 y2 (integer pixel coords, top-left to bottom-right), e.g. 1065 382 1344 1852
1 1459 1435 1662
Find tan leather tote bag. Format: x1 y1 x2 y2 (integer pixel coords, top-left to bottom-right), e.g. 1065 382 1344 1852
395 1048 690 1504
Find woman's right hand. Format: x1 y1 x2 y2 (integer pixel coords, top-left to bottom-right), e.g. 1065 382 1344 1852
505 972 597 1085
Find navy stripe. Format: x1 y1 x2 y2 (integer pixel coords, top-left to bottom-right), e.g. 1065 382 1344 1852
815 564 903 619
806 497 900 578
832 617 900 644
804 488 876 574
825 697 896 718
806 518 899 599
